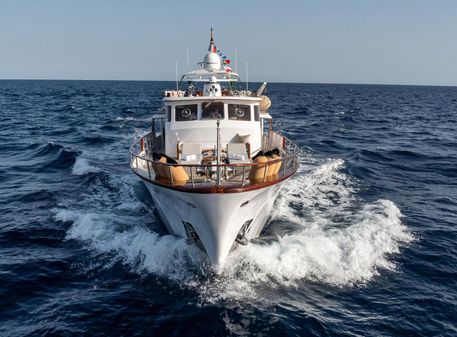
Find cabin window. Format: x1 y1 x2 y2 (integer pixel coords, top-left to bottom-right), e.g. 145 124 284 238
175 104 198 122
254 105 260 121
228 104 251 121
201 102 225 120
166 106 171 122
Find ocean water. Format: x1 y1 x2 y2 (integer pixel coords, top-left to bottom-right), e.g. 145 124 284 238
0 80 456 336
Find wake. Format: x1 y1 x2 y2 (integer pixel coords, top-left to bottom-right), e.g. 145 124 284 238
56 153 413 301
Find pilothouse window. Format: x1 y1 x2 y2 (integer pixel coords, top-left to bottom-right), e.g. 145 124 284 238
175 104 198 122
202 102 225 120
228 104 251 121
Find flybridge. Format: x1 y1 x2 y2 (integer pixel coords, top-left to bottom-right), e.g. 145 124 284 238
180 69 240 83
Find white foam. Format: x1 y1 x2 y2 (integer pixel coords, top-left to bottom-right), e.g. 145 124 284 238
55 209 206 280
61 154 413 302
225 199 409 286
116 116 151 122
72 156 99 175
197 158 414 300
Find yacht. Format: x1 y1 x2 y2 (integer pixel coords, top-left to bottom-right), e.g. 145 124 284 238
130 30 299 273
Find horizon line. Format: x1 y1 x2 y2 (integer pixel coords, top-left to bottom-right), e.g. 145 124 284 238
0 78 456 88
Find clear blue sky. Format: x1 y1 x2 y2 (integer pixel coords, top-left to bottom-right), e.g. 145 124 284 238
1 0 456 85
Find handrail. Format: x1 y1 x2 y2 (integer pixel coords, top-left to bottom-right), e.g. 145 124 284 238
129 131 300 190
129 133 299 167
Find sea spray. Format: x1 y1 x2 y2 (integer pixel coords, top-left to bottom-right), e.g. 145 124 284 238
72 156 99 175
194 158 413 301
58 154 413 302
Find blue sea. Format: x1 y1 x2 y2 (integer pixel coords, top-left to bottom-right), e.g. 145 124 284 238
1 80 456 336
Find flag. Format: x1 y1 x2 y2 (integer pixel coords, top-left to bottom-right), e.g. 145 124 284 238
217 48 226 59
225 66 232 73
224 59 231 64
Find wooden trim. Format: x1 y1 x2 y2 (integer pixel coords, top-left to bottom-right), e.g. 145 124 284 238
131 168 296 194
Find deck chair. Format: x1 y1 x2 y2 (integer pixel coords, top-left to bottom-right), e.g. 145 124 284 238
180 143 202 164
179 143 203 180
226 143 251 183
227 143 250 164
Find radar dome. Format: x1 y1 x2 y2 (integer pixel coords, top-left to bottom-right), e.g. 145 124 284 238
204 52 221 71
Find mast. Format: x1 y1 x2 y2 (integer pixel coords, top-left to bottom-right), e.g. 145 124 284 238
208 27 215 53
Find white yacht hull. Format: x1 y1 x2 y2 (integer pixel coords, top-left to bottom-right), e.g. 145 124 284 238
143 181 284 273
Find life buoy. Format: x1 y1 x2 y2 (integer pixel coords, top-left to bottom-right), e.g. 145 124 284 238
259 95 272 111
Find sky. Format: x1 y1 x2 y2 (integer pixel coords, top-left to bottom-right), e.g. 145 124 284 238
1 0 456 85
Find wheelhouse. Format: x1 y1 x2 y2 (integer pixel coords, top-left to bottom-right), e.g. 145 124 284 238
159 96 271 160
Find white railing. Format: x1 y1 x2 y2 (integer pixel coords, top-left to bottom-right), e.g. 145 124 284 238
129 131 299 190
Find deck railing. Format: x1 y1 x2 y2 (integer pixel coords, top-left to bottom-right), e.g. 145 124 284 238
129 131 299 191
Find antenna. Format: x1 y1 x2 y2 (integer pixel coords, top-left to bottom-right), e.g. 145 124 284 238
235 48 238 74
175 61 178 91
245 61 249 91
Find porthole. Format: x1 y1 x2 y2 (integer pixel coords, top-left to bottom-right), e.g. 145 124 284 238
181 108 192 118
228 104 251 121
175 104 197 122
235 108 245 118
